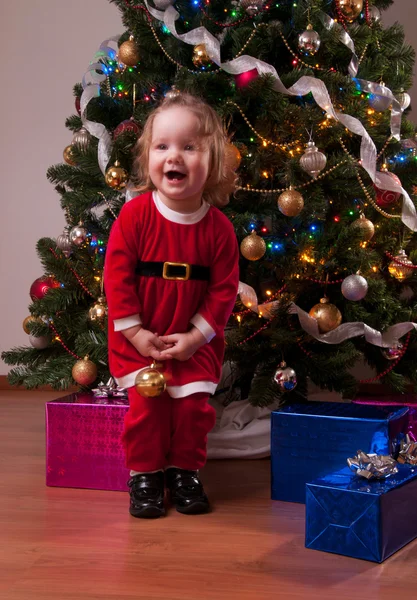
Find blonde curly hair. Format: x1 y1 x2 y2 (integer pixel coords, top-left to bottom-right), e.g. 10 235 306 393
131 92 236 208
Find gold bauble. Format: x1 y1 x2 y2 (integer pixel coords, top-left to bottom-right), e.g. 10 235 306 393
240 231 266 261
225 142 242 171
309 297 342 333
388 249 414 281
118 36 139 66
63 145 76 166
72 356 98 386
88 296 108 324
278 189 304 217
192 43 210 68
105 160 129 190
135 362 166 398
351 213 375 241
338 0 363 22
23 315 43 334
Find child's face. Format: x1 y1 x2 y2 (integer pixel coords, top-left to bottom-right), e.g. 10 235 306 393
148 106 211 211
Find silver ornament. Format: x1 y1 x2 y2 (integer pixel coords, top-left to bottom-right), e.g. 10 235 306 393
56 227 72 257
368 6 381 23
165 86 181 99
239 0 265 16
397 91 411 111
69 224 88 246
341 274 368 301
153 0 175 8
300 141 327 179
72 127 91 152
29 334 50 349
273 361 297 392
381 342 404 361
298 25 321 56
368 90 392 112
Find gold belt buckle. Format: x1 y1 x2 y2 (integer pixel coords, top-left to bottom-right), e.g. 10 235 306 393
162 262 191 281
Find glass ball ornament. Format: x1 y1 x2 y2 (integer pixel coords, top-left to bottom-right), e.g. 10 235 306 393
113 119 140 140
69 224 88 246
72 356 98 386
30 276 60 301
29 334 50 350
368 6 381 23
374 169 402 207
309 297 342 333
118 36 139 66
300 141 327 179
381 342 404 361
240 231 266 261
351 213 375 241
388 249 414 281
105 161 129 190
273 361 297 392
23 315 44 334
397 91 411 111
235 69 258 89
165 86 181 99
341 274 368 301
338 0 363 22
368 87 392 112
192 44 210 68
135 362 167 397
88 297 108 324
56 227 72 257
72 127 91 152
298 24 321 56
278 189 304 217
63 145 76 166
239 0 265 15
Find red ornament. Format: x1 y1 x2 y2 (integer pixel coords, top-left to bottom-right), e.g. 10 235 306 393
75 96 81 115
235 69 258 89
374 171 402 207
113 119 141 140
30 276 60 301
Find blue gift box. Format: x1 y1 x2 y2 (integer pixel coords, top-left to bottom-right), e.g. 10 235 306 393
305 464 417 562
271 402 408 503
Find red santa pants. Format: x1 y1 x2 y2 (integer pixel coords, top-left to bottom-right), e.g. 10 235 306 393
122 387 217 472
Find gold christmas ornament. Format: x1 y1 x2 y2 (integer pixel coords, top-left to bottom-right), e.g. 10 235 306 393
118 36 139 66
388 249 414 281
72 356 98 386
278 189 304 217
351 213 375 241
309 297 342 333
225 142 242 171
23 315 43 334
105 160 129 190
88 296 108 324
135 362 167 397
240 231 266 261
63 145 76 166
192 43 210 68
338 0 363 22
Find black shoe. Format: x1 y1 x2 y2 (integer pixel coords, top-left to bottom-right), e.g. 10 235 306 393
128 471 165 518
165 468 210 515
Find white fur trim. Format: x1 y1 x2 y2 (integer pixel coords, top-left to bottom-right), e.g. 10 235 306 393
114 314 142 332
167 381 217 398
153 191 210 224
190 313 216 342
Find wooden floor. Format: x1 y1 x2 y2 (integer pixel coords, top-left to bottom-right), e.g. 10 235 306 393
2 392 417 600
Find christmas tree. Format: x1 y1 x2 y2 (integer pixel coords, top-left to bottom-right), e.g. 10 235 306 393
3 0 417 405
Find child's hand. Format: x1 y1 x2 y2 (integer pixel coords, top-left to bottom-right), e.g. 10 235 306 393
159 328 206 361
122 326 173 360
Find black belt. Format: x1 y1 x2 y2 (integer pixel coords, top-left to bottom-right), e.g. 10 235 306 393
135 261 210 281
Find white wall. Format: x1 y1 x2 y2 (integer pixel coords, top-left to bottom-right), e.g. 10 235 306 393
0 1 415 374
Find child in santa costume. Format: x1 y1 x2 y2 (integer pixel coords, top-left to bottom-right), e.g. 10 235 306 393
105 93 239 518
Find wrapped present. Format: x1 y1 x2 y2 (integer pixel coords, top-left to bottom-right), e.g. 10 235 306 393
46 392 129 491
353 394 417 441
271 402 409 503
305 464 417 562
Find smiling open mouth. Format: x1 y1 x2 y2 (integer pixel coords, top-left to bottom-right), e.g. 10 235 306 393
165 170 186 181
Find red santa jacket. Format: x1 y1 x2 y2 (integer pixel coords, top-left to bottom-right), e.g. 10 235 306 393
104 191 239 397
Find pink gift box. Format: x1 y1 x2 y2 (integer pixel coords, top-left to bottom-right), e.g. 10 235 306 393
46 393 129 491
353 394 417 441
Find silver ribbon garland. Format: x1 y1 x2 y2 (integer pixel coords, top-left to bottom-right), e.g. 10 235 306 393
145 3 417 232
80 36 120 174
347 450 398 480
319 12 358 77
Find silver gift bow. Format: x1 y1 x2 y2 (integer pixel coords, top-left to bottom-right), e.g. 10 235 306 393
92 377 128 399
397 434 417 465
145 3 417 232
347 450 398 480
80 36 120 174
